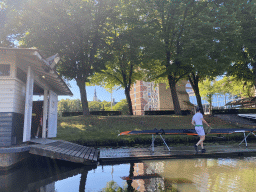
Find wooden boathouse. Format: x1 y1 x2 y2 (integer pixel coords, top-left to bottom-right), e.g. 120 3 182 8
0 47 98 169
0 47 72 145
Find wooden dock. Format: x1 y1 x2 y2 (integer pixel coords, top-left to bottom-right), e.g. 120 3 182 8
29 139 99 165
99 143 256 164
27 139 256 166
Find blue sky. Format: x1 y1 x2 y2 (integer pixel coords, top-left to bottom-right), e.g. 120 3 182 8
35 79 230 107
58 80 126 102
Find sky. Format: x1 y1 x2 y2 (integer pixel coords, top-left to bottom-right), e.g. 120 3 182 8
57 80 126 102
35 79 230 107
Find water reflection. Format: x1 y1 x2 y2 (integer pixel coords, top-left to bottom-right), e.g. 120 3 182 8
1 155 256 191
109 157 256 192
0 155 96 192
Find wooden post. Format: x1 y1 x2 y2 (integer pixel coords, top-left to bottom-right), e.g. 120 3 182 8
48 90 58 138
42 89 48 138
23 66 34 142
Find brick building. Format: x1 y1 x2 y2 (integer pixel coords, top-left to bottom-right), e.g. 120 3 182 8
130 80 191 115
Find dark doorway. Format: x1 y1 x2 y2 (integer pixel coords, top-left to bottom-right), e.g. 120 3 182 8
32 101 44 138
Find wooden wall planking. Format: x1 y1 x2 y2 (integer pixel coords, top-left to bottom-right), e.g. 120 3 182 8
0 79 26 114
0 113 12 146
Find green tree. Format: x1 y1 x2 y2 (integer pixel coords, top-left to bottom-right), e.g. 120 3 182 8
3 0 117 116
112 99 129 115
58 99 70 115
0 0 20 47
185 0 241 114
101 100 112 111
88 100 112 111
141 0 222 115
197 76 255 112
68 99 82 112
198 78 218 114
0 1 7 46
89 0 146 115
57 99 82 116
217 76 255 99
102 180 137 192
88 101 103 111
227 0 256 88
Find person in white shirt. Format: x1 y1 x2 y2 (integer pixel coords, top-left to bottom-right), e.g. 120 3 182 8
191 107 210 153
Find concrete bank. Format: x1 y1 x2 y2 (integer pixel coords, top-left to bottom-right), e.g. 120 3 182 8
0 145 31 170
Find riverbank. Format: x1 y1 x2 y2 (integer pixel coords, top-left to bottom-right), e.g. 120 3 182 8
56 114 256 147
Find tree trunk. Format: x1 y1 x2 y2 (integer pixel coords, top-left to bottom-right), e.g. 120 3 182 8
125 86 133 115
252 61 256 89
127 163 135 192
188 73 204 114
209 95 212 115
76 78 90 116
167 75 182 115
195 89 204 114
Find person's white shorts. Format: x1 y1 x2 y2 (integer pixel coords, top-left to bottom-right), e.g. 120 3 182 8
195 126 205 136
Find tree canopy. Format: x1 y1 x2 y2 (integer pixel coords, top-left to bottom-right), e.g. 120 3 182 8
3 0 256 115
140 0 234 114
226 0 256 87
3 0 118 115
217 76 255 98
88 0 147 115
198 77 218 113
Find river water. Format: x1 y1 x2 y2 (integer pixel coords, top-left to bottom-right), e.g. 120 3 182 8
1 155 256 192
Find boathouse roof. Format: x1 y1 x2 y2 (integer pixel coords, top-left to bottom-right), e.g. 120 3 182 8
225 97 256 108
0 47 72 96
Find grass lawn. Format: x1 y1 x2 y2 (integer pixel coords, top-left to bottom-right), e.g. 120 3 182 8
56 115 251 147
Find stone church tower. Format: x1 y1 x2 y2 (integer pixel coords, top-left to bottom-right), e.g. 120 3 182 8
93 88 98 102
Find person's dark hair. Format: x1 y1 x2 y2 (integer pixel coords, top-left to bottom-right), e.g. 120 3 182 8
196 107 201 112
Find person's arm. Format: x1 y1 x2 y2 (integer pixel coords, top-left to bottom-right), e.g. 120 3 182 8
202 118 210 127
191 119 195 126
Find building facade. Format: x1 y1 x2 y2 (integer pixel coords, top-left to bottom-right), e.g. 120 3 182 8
130 80 192 115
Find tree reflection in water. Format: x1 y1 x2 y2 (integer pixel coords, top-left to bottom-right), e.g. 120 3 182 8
102 162 193 192
3 156 256 191
102 163 138 192
0 155 96 192
127 162 136 192
79 167 89 192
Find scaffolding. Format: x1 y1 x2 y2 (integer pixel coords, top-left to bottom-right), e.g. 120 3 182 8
143 82 159 111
